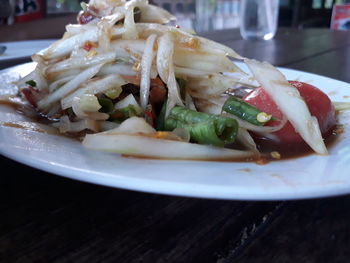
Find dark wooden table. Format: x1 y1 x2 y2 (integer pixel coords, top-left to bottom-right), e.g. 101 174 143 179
1 27 350 263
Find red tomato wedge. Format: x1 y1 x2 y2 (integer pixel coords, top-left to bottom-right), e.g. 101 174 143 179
243 81 336 144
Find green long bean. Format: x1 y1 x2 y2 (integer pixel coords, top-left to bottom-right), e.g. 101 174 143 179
223 96 271 126
164 106 238 147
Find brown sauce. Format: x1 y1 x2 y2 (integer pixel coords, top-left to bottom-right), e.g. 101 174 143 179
121 153 257 163
0 121 58 134
254 125 340 163
0 97 46 121
0 98 82 140
0 97 25 110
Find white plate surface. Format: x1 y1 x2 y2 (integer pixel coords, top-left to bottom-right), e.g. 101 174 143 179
0 63 350 201
0 40 56 61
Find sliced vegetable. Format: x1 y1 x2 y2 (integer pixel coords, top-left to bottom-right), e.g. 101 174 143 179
115 94 142 115
83 133 255 161
104 87 122 99
49 76 75 93
71 94 108 120
98 64 136 76
123 1 141 39
133 6 141 22
157 33 184 116
25 80 37 87
333 101 350 112
103 117 156 134
98 98 114 113
138 4 175 24
21 88 38 107
236 128 259 154
243 81 336 145
245 59 328 155
140 34 157 110
99 121 120 131
176 77 186 100
39 28 100 59
38 63 104 110
79 94 101 112
109 105 138 122
223 96 272 126
56 115 100 133
155 100 167 131
144 104 154 127
165 106 238 147
77 10 96 25
46 52 116 74
61 74 125 110
173 49 240 73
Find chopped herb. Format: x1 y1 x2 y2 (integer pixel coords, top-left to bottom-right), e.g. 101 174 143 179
134 7 141 22
176 78 186 100
98 98 114 114
104 86 122 99
115 57 134 64
25 80 37 87
109 105 138 122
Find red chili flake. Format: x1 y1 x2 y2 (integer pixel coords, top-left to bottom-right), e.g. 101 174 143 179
77 11 95 25
144 104 154 127
21 88 37 108
28 86 39 93
83 41 94 52
256 156 269 165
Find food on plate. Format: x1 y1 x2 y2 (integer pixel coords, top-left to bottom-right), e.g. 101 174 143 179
10 0 342 162
243 81 336 145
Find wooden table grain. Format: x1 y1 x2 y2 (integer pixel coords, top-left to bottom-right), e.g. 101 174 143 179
1 27 350 263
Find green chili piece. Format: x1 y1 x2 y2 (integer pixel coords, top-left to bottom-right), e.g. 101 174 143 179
155 101 167 131
109 105 137 122
66 107 75 119
134 7 141 22
223 96 271 126
98 98 114 113
104 87 122 99
176 78 186 100
25 80 37 87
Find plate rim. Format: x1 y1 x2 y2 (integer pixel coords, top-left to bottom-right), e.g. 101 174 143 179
0 39 57 62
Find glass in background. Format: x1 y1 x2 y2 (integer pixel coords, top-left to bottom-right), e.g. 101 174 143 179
194 0 216 31
313 0 343 9
211 0 240 30
0 0 15 25
153 0 196 30
240 0 279 40
152 0 240 32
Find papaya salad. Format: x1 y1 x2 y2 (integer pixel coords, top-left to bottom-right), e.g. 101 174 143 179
13 0 341 161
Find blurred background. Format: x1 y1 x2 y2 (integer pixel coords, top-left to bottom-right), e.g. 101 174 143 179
47 0 349 31
1 0 350 34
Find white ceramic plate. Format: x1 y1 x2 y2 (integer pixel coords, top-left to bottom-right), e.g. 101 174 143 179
0 40 56 62
0 63 350 200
